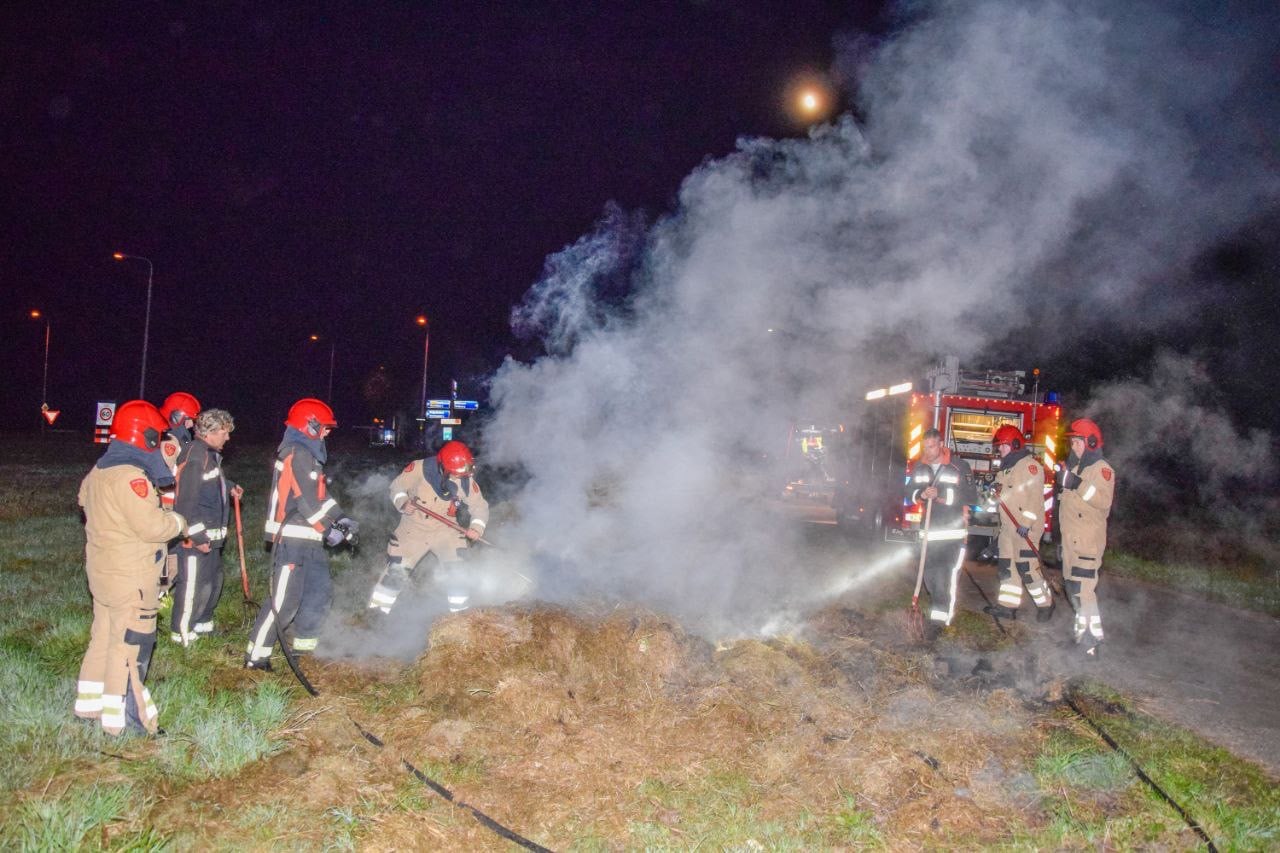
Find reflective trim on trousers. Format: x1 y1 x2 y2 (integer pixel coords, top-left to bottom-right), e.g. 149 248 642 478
998 582 1023 608
292 637 318 651
247 563 294 661
75 680 104 716
101 694 127 734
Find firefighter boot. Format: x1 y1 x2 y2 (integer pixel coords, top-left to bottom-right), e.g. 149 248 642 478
244 657 274 672
983 604 1018 621
1036 599 1057 623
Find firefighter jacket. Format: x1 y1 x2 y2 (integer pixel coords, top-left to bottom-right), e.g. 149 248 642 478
1058 450 1115 554
906 448 976 538
390 456 489 539
994 448 1044 530
80 446 187 573
174 437 234 550
264 427 344 544
157 428 188 509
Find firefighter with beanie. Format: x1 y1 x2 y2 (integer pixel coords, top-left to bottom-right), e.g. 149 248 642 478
368 440 489 615
986 424 1055 622
156 392 200 594
75 401 187 736
905 428 978 639
1058 418 1116 659
170 408 243 646
245 399 357 670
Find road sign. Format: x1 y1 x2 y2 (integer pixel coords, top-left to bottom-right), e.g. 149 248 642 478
427 399 452 409
442 426 453 441
454 400 479 410
42 408 60 425
94 401 117 444
441 417 461 425
426 409 449 419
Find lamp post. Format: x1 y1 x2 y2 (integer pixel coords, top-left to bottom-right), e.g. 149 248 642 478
30 310 50 430
112 252 155 399
309 334 336 401
416 314 429 417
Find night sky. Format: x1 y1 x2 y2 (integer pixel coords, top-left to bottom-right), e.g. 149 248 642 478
2 2 1277 441
0 1 886 437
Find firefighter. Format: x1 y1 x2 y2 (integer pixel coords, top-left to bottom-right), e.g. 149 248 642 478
157 392 200 505
368 440 489 616
906 428 977 639
157 392 200 594
170 408 243 646
1058 418 1116 659
244 398 357 670
986 424 1055 622
75 400 187 736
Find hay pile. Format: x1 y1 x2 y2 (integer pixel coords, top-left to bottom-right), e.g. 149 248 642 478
351 603 1050 846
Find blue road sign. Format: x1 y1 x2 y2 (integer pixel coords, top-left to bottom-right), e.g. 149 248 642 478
426 399 452 409
426 409 450 419
454 400 479 410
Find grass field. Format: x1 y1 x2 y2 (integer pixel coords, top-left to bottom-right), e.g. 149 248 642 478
1 432 1275 850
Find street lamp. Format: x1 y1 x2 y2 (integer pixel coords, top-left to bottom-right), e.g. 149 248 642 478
308 334 336 401
112 252 155 399
416 314 429 418
29 309 50 429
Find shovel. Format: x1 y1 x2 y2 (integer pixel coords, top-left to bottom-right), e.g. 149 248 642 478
908 497 933 641
233 493 259 614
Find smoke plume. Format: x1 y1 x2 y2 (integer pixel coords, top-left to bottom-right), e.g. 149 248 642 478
482 0 1280 635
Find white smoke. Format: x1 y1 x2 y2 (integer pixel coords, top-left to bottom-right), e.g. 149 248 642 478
481 0 1280 634
1078 351 1275 520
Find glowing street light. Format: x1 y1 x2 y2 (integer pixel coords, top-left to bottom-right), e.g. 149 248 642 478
112 252 155 399
30 309 50 429
308 334 336 401
416 314 430 421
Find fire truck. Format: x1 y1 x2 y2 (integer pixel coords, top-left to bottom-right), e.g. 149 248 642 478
885 356 1062 546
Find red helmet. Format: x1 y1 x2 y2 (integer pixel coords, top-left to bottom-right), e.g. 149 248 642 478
1066 418 1103 450
285 398 337 438
992 424 1024 451
111 400 168 451
160 391 201 427
438 440 474 476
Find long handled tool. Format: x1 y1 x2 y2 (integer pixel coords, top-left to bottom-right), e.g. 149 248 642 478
997 499 1041 559
908 497 933 641
233 493 258 612
407 496 499 547
997 498 1066 602
406 496 533 585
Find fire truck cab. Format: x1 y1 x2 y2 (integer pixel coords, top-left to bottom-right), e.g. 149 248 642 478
887 356 1062 547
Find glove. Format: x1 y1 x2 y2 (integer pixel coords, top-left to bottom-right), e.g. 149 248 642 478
1062 472 1082 490
1016 525 1030 539
324 517 360 547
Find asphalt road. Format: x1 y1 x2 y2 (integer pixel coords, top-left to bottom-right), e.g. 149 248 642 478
957 559 1280 777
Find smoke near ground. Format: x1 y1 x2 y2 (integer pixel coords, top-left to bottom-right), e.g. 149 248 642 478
481 0 1280 634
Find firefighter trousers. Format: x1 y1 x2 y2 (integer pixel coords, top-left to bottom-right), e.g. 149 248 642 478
75 566 161 736
1062 541 1104 643
368 527 463 614
245 538 332 663
170 546 224 644
996 525 1052 611
921 536 966 626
